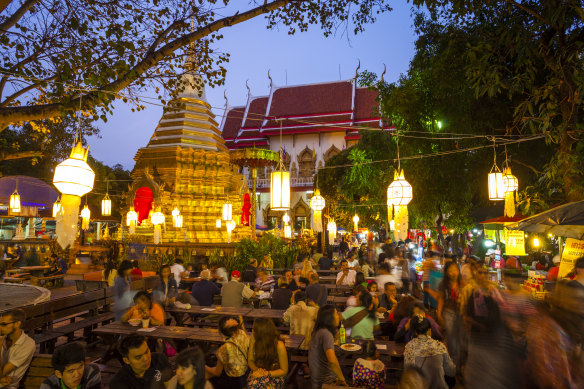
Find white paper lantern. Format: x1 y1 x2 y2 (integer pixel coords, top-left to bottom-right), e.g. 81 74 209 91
127 208 138 226
310 189 326 211
488 170 505 201
151 210 165 225
387 170 413 206
270 170 290 211
283 213 290 225
53 142 95 196
174 214 183 228
222 202 232 221
216 219 222 228
284 224 292 239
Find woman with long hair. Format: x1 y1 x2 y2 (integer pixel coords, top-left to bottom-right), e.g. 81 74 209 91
247 318 288 389
113 260 134 321
308 305 346 388
167 347 212 389
206 316 249 389
153 264 179 307
352 341 386 389
341 291 380 340
104 258 118 287
437 261 462 364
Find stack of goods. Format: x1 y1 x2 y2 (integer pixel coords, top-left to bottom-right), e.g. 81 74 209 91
522 273 548 300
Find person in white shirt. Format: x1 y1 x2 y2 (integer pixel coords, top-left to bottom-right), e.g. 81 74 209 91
336 259 357 286
376 262 402 290
170 259 186 286
0 309 36 388
347 252 360 270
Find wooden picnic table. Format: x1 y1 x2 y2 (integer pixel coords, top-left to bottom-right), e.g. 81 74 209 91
167 305 253 317
245 308 286 320
336 338 404 357
19 265 50 277
92 322 305 350
271 268 337 275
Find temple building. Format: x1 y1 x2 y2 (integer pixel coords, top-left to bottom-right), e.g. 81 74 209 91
128 69 249 243
221 75 386 229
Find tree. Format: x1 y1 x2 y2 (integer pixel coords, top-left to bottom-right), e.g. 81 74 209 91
0 0 392 128
416 0 584 201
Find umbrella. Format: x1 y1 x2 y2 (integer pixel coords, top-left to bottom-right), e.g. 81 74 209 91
507 201 584 239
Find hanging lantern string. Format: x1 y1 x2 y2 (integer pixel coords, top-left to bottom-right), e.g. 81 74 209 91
74 89 82 145
490 136 500 172
504 144 509 169
396 134 400 171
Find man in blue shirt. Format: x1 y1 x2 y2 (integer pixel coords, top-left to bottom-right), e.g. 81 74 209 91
191 270 220 306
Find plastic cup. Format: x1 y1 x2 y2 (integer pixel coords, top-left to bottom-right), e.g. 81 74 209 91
141 318 150 328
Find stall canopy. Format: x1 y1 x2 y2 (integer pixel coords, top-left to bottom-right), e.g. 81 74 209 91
480 214 527 231
0 175 58 215
507 201 584 239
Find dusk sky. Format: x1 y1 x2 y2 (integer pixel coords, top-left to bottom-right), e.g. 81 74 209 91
89 3 418 170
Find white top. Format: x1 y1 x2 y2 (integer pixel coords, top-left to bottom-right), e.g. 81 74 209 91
170 263 185 284
348 259 360 269
336 269 357 286
215 267 229 284
0 332 35 387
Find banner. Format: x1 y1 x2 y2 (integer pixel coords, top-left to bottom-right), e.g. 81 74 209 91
504 229 526 256
484 229 497 242
558 238 584 279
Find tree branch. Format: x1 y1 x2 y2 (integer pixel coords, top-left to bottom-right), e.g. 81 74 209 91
512 159 541 175
503 0 550 25
0 0 42 33
0 0 297 125
0 150 43 161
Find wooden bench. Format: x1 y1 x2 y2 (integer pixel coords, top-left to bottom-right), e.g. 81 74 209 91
75 279 109 292
22 354 53 389
31 274 65 288
3 276 25 283
5 268 24 276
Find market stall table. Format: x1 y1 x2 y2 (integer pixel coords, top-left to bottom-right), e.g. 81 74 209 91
336 338 404 357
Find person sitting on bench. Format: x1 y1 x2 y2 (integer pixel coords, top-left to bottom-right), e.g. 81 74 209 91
0 309 35 388
40 342 101 389
45 254 67 276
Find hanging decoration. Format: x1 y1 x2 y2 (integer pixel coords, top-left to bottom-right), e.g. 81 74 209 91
174 215 183 228
52 197 62 218
222 199 232 221
310 189 325 232
127 207 138 235
101 193 111 217
387 137 413 241
226 220 236 243
151 208 165 244
216 219 222 228
270 119 290 211
488 140 505 201
327 219 337 243
502 146 519 217
283 213 292 239
81 204 91 230
10 189 20 214
353 214 359 232
53 142 95 249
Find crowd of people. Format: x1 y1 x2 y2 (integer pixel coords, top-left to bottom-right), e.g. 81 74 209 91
1 235 584 389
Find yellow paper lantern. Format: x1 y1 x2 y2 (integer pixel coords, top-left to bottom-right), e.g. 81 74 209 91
53 142 95 196
101 193 112 216
270 170 290 211
353 214 359 231
387 170 413 206
10 189 21 214
126 208 138 226
81 204 90 230
52 197 62 217
503 168 518 193
222 202 232 221
327 219 337 243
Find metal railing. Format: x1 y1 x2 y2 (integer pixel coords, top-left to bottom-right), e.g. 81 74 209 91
254 176 314 188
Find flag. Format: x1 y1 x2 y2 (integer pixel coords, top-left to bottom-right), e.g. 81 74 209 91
312 144 316 158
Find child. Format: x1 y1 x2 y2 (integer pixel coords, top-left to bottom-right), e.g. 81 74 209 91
352 341 386 389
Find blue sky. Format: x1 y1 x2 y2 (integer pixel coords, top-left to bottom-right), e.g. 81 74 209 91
89 3 418 170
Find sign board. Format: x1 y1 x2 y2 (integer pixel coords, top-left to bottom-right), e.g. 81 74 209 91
484 229 497 242
558 238 584 279
504 229 526 256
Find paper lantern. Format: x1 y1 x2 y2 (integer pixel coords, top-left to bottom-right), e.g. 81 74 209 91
389 219 395 231
127 208 138 226
151 210 165 225
503 166 518 217
284 224 292 239
53 142 95 197
216 219 222 228
52 197 62 218
283 213 290 225
174 214 183 228
310 189 325 232
81 204 90 230
101 194 111 216
222 202 232 221
327 219 337 243
9 189 20 214
226 219 236 243
270 170 290 211
488 165 505 201
353 214 359 231
387 169 413 206
172 207 180 218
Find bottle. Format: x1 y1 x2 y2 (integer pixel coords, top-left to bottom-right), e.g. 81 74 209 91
339 323 346 344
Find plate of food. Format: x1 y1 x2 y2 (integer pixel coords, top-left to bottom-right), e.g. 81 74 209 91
340 343 362 352
128 318 141 327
